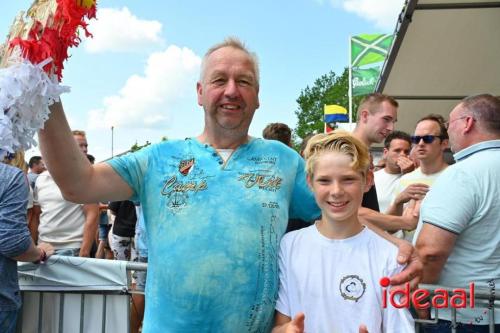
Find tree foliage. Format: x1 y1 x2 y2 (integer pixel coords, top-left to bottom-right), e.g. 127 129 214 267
130 141 151 152
294 68 362 140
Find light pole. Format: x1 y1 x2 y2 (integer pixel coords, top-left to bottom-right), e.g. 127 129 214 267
111 126 114 158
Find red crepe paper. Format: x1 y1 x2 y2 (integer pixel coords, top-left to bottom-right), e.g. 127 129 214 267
8 0 96 81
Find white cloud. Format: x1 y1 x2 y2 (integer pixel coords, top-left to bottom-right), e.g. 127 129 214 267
332 0 405 30
88 45 201 130
85 7 163 53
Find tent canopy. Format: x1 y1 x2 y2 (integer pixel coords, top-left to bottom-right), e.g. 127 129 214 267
376 0 500 135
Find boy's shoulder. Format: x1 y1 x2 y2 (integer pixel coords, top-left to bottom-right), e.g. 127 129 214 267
363 228 400 259
280 224 316 247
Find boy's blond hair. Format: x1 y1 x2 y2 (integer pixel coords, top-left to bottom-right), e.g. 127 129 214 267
304 130 370 178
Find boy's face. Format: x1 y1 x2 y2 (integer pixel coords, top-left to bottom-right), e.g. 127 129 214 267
308 151 369 225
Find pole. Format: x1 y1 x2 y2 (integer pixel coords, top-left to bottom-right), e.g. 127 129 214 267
348 35 353 124
111 126 114 157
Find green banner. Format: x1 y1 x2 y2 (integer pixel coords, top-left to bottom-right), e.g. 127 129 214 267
351 34 393 67
352 67 381 96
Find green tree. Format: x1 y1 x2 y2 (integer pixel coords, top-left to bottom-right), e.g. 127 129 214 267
130 140 151 152
294 68 362 141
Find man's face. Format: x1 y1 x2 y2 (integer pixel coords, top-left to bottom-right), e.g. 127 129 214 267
447 104 467 153
33 160 46 174
364 101 398 144
413 120 447 163
383 138 411 173
196 46 260 136
74 134 88 154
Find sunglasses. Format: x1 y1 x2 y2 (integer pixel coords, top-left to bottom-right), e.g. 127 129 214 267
410 135 444 144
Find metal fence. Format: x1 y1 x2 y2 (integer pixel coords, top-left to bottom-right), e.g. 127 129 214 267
16 260 147 333
17 259 499 333
415 283 499 333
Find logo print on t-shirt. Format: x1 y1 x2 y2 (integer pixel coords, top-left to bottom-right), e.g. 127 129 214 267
179 158 195 176
339 275 366 302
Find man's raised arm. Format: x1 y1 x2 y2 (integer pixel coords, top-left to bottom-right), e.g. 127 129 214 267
39 101 133 203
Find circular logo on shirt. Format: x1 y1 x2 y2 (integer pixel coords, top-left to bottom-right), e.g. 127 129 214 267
339 275 366 302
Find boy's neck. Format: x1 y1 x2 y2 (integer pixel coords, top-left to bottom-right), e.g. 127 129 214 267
316 217 365 240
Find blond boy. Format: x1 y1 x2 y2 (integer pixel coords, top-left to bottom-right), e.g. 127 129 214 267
273 131 414 333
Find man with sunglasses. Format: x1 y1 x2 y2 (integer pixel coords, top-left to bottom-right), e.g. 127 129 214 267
386 114 449 242
415 94 500 332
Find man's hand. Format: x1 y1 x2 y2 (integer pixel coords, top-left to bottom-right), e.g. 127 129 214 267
272 312 305 333
395 183 429 205
359 324 369 333
396 156 415 174
401 201 420 229
38 242 55 258
284 313 305 333
391 241 423 290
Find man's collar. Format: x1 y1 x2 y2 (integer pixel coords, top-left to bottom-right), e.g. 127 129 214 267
453 139 500 161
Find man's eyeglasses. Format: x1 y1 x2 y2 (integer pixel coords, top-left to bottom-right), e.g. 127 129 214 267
410 135 444 144
444 116 472 129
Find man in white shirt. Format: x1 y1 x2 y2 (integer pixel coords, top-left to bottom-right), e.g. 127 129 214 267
374 130 413 213
387 114 449 241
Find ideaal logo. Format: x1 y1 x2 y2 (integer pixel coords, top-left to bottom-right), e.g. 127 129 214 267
379 276 475 309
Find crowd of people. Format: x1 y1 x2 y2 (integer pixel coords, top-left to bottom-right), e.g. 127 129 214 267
1 37 499 333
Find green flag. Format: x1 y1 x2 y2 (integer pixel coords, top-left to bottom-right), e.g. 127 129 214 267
352 67 381 96
351 34 393 67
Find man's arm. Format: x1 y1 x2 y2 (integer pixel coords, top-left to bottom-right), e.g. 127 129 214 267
359 207 418 232
360 210 422 288
28 204 41 243
415 223 457 283
79 203 99 257
13 242 54 262
386 183 429 216
39 102 132 203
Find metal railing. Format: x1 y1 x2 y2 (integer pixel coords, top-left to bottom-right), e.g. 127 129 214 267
414 282 499 333
17 261 147 333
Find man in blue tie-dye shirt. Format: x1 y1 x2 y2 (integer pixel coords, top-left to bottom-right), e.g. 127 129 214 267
39 37 421 332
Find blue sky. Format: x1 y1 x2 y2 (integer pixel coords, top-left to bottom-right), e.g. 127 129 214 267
1 0 404 161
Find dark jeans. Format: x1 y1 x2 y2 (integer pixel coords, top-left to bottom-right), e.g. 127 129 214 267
0 310 18 333
422 319 500 333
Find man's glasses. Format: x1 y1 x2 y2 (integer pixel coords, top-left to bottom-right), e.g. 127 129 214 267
444 116 473 129
410 135 444 144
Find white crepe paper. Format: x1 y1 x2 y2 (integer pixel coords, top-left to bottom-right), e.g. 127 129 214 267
0 53 69 159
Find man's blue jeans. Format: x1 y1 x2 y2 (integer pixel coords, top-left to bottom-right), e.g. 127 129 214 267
0 310 18 333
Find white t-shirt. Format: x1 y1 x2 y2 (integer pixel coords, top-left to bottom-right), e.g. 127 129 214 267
276 224 414 333
374 169 402 213
392 167 446 241
33 171 86 249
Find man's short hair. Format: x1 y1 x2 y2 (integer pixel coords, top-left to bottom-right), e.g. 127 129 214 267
384 130 412 149
461 94 500 135
299 133 315 158
200 37 260 87
417 114 448 140
28 156 43 168
262 123 292 146
356 93 399 121
72 130 86 137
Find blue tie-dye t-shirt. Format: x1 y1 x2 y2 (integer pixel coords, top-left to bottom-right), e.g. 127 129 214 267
108 137 319 333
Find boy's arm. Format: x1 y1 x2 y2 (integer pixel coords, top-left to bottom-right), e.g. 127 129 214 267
39 102 133 203
272 312 304 333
